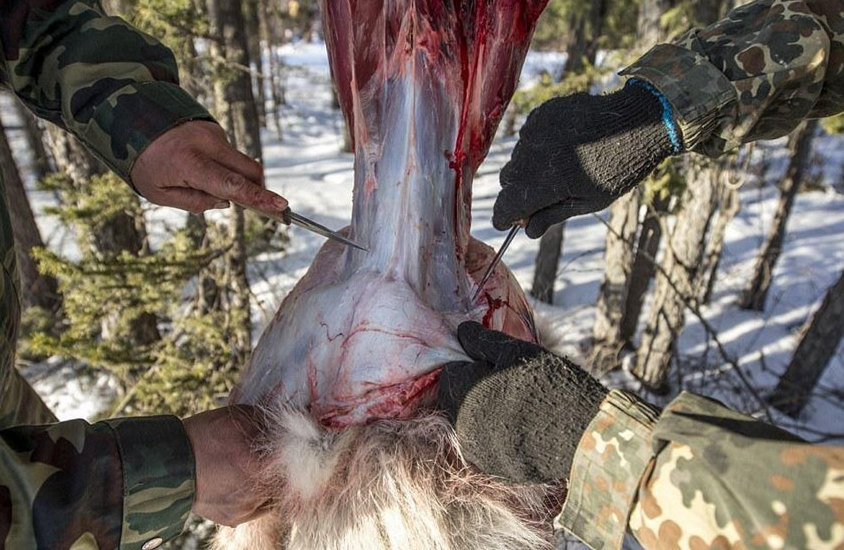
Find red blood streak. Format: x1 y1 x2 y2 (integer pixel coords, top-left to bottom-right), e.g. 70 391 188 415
482 294 507 327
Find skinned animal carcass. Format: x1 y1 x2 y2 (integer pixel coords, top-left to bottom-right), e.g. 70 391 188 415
216 1 553 549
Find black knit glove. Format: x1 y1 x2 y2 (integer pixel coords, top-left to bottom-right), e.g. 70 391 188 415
494 80 683 238
437 321 608 484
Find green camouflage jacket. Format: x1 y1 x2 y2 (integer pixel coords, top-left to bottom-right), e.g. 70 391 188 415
559 390 844 549
622 0 844 156
0 0 214 548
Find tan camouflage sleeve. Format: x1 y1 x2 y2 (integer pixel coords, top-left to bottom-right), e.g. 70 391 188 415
620 0 844 156
558 390 844 550
0 0 215 181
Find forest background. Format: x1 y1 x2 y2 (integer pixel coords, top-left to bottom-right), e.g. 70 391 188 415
3 0 844 547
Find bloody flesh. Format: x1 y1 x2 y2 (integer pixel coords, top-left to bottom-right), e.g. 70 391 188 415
235 0 548 427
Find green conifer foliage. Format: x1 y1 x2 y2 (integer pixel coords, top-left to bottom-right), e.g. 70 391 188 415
26 173 244 416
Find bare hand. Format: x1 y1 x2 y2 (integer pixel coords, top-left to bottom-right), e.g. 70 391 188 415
130 121 288 215
183 405 269 527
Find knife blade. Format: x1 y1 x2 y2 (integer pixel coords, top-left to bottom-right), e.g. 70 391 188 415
236 203 368 251
472 224 521 301
285 210 368 251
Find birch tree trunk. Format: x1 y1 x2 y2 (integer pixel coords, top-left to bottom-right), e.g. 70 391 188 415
739 121 816 311
0 115 60 312
769 268 844 417
633 158 722 391
590 189 639 372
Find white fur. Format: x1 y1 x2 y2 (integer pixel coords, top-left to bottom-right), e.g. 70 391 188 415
213 407 555 550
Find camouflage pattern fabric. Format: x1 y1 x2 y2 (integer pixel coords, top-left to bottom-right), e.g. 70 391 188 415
0 0 215 181
622 0 844 156
0 1 208 548
557 390 662 549
561 391 844 549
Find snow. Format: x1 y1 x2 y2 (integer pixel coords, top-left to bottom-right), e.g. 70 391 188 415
7 36 843 480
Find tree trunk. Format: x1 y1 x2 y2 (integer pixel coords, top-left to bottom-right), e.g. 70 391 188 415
769 268 844 417
45 125 107 183
531 222 565 304
0 115 60 312
637 0 672 45
331 87 353 152
207 0 263 361
260 0 284 140
589 0 679 364
11 98 54 181
633 158 722 391
698 178 740 305
208 0 263 162
590 189 640 372
619 194 670 345
45 126 159 345
503 103 518 137
245 0 267 128
561 0 606 76
739 120 816 311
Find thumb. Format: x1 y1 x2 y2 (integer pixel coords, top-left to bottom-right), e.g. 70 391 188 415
457 321 544 368
436 360 493 423
525 198 612 239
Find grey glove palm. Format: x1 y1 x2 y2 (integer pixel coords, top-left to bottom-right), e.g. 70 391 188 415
437 321 608 484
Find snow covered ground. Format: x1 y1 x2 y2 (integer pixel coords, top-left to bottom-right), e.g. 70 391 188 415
6 38 844 523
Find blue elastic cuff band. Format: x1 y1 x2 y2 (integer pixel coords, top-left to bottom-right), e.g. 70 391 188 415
627 78 684 154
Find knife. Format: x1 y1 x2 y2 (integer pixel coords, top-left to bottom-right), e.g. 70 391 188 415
237 203 368 251
472 223 522 301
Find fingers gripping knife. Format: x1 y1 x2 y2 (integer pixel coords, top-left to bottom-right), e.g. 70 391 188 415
472 219 527 301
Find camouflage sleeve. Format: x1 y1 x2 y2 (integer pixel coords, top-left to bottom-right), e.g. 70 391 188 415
0 415 195 550
558 390 844 550
620 0 844 156
0 0 215 181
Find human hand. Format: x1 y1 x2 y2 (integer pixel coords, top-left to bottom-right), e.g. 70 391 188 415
131 121 288 215
436 322 608 484
183 405 269 527
493 81 681 238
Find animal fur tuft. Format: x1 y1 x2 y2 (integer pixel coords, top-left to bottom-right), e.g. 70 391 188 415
213 406 555 550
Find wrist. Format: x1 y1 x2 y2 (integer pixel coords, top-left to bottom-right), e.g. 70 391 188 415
80 81 215 186
581 82 680 199
625 78 684 154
